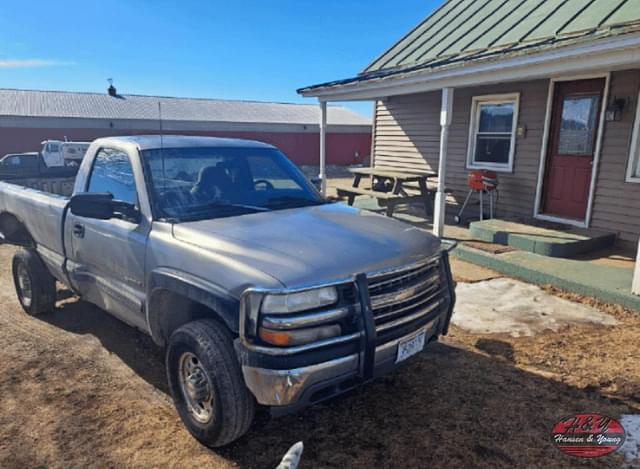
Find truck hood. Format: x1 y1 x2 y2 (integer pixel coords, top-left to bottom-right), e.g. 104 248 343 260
172 203 441 288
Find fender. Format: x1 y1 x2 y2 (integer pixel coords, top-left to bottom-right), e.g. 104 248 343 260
147 267 240 344
0 211 33 247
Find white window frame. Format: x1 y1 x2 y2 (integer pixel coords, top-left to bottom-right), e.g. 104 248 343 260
625 88 640 183
466 93 520 173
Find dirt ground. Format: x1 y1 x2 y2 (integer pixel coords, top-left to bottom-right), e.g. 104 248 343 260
0 244 639 468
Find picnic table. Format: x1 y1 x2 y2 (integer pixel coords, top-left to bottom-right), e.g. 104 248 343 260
334 167 442 217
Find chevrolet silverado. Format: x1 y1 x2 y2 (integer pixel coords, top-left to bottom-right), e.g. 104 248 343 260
0 135 455 447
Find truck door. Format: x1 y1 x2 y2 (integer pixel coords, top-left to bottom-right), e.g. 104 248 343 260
66 147 149 330
1 155 22 178
42 142 64 167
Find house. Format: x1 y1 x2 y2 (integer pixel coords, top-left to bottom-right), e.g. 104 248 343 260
299 0 640 250
0 88 372 166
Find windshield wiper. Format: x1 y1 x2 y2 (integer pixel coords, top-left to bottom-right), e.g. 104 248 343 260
202 201 270 212
265 196 325 208
167 202 270 222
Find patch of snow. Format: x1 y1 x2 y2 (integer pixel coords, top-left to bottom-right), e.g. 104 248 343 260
452 278 617 337
621 414 640 464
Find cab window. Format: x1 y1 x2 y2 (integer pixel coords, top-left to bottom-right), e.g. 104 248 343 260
87 148 138 205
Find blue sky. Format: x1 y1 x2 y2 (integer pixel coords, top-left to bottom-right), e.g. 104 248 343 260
0 0 440 117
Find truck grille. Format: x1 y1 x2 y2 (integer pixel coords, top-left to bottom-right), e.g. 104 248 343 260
367 257 445 336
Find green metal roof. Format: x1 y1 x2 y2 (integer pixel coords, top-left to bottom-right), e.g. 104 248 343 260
364 0 639 73
299 0 640 94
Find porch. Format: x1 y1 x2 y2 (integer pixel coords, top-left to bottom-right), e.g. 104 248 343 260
325 175 640 310
303 75 640 297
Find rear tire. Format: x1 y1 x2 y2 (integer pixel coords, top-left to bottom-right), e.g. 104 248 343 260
166 319 255 447
12 248 57 316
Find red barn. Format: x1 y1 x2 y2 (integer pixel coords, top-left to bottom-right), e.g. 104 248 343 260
0 88 372 166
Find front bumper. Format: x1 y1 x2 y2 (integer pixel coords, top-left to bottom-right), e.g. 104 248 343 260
235 251 456 412
240 315 445 412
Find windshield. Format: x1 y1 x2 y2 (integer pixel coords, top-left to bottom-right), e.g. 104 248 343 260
142 146 324 221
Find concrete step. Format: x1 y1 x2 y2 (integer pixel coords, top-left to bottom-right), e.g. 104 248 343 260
451 243 640 311
469 219 616 258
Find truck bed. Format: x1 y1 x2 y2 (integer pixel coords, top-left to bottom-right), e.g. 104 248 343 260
0 180 71 281
4 176 75 197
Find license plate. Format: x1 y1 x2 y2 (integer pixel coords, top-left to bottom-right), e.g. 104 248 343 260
396 330 426 363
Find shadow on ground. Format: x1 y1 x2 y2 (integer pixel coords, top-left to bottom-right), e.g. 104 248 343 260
46 291 167 392
34 295 632 468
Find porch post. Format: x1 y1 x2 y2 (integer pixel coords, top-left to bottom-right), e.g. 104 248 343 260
319 100 327 196
434 87 454 237
633 239 640 295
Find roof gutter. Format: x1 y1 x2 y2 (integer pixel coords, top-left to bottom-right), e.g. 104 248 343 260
299 32 640 101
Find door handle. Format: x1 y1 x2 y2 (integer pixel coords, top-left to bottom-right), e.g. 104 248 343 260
73 223 85 238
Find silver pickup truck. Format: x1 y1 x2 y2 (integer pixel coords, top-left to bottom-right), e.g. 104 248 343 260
0 135 455 447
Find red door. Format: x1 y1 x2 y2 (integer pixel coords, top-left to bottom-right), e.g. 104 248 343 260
542 78 605 220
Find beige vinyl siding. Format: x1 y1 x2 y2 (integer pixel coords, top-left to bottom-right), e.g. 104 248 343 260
449 80 548 218
373 92 441 174
373 79 550 218
372 69 640 248
591 69 640 246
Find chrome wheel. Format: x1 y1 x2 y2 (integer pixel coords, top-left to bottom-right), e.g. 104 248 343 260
16 262 32 308
178 352 215 424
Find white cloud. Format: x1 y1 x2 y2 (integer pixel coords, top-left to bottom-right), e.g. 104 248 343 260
0 59 74 68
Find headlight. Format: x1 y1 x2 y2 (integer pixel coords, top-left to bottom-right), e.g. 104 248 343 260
261 286 338 314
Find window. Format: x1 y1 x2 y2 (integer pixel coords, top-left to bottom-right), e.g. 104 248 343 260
626 89 640 183
87 148 138 205
467 94 519 172
7 156 21 166
246 154 304 190
23 155 38 168
142 147 321 221
557 95 600 155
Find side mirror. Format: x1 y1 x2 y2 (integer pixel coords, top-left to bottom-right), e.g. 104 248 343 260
70 192 114 219
70 192 141 223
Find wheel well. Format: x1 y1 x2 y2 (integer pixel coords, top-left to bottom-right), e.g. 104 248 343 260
148 289 230 347
0 212 34 247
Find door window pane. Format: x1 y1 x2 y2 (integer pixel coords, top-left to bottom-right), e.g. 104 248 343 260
88 148 138 205
23 156 38 168
557 95 599 155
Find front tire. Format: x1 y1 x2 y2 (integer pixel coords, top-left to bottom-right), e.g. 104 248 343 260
12 248 57 316
166 319 255 447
